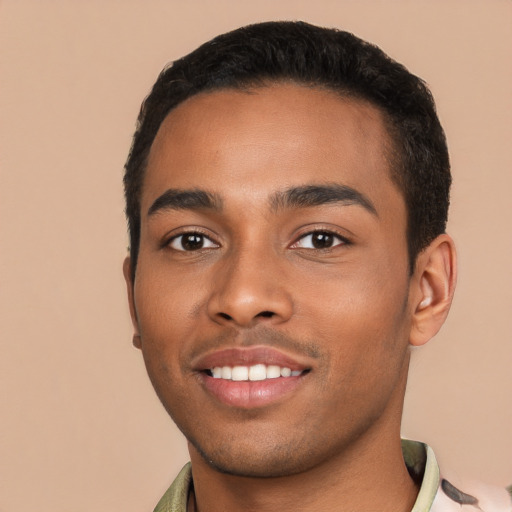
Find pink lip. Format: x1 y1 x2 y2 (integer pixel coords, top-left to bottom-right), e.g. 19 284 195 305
192 346 311 409
193 346 308 371
199 374 306 408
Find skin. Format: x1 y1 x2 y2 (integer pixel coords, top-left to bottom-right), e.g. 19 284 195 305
124 83 456 511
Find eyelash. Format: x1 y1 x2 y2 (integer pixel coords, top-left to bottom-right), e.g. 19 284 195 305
291 230 350 250
164 228 350 252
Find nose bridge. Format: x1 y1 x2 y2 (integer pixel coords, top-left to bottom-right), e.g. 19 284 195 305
208 239 292 326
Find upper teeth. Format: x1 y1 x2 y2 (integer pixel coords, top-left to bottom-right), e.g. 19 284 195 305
211 364 302 381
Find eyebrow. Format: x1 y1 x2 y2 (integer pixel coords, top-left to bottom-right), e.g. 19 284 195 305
147 188 223 216
270 183 377 216
147 183 377 218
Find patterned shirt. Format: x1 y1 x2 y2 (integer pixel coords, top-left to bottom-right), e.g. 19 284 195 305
153 440 512 511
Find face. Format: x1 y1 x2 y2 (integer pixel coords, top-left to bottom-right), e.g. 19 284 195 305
128 84 416 477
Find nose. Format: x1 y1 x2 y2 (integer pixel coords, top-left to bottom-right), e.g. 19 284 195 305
207 246 293 328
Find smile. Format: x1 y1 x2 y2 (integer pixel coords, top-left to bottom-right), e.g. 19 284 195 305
209 364 303 381
194 346 312 408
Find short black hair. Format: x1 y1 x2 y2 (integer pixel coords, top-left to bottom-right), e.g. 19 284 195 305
124 21 450 278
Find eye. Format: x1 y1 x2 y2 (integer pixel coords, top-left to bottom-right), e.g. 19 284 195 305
168 232 218 251
293 231 348 250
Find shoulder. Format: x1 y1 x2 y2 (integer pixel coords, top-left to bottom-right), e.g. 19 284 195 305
153 463 192 512
432 462 512 512
402 439 511 512
431 476 512 511
431 477 512 512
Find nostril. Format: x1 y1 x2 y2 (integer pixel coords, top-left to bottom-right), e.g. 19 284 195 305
213 310 277 324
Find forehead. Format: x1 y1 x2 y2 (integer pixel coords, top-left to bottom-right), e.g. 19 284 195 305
142 83 400 215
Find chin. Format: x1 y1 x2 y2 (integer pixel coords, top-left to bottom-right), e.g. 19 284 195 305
187 429 336 478
195 446 311 478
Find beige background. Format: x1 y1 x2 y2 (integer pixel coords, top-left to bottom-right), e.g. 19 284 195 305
0 1 511 510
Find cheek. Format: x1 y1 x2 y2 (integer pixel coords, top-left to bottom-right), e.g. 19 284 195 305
133 263 207 370
298 261 411 384
133 267 205 418
135 259 203 323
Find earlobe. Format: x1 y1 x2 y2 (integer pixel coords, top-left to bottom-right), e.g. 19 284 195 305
123 257 142 349
132 334 142 349
409 234 457 347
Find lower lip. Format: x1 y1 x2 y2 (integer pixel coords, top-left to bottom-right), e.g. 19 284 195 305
199 374 305 408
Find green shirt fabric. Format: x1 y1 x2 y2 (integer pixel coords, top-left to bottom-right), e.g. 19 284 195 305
153 440 512 512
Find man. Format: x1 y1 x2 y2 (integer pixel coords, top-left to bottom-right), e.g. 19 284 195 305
122 21 511 512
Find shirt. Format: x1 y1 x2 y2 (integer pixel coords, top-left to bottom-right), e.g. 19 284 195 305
153 440 512 511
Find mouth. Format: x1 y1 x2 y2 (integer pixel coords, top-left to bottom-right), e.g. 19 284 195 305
193 346 312 408
206 364 304 381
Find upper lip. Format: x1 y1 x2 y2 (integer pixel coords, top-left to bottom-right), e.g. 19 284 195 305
192 346 310 372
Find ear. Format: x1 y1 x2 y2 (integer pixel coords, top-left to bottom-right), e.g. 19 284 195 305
123 256 142 349
409 234 457 347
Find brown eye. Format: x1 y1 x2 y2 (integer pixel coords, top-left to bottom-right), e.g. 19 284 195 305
294 231 346 250
311 232 334 249
169 233 218 251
